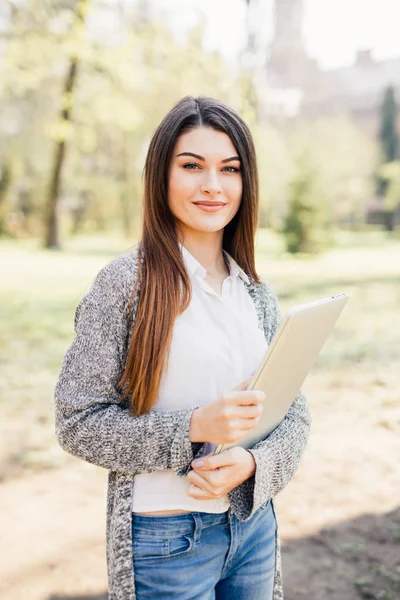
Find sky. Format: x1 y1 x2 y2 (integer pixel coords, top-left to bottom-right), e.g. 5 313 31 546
152 0 400 71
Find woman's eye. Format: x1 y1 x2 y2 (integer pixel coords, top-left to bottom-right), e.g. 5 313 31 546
182 163 239 173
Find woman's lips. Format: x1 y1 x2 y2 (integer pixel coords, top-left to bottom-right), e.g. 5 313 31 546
193 202 226 212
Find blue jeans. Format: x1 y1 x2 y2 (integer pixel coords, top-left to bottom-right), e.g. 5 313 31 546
131 500 276 599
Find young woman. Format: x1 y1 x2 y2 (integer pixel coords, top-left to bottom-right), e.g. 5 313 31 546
55 96 311 600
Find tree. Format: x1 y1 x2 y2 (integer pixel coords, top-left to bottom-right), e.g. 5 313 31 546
377 86 398 197
285 115 378 230
0 0 249 242
0 161 12 234
282 156 328 254
44 0 91 249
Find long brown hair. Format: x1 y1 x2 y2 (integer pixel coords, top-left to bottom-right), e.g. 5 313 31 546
118 96 261 416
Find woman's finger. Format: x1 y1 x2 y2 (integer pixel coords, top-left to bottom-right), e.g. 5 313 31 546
187 469 214 494
187 483 212 500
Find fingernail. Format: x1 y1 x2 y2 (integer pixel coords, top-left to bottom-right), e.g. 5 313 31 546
192 460 204 468
254 391 266 401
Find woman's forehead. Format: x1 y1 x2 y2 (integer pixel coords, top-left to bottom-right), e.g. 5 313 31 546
174 127 238 159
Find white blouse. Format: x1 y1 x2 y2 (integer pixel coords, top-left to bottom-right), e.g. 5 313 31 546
131 243 268 513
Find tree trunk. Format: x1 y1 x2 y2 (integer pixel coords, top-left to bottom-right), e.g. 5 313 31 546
44 0 90 249
384 210 395 231
0 160 12 235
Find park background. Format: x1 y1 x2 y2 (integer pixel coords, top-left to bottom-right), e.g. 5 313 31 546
0 0 399 599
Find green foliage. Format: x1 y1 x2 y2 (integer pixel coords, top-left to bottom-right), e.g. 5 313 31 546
286 116 377 227
282 156 329 254
254 122 291 229
254 115 378 234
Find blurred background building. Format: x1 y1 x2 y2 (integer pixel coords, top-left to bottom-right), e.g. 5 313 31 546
262 0 400 138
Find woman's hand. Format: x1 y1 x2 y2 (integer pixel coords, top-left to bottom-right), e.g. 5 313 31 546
186 447 256 500
189 376 266 445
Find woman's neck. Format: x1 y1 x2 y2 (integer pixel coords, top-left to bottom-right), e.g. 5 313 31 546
179 234 228 277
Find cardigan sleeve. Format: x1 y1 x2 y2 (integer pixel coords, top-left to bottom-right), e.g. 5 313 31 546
228 281 312 520
54 257 201 477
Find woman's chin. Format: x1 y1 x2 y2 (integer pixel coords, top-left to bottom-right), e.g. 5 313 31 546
183 216 230 234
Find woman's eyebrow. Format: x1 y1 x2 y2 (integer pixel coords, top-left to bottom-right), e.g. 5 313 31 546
221 156 240 163
176 152 240 163
176 152 205 161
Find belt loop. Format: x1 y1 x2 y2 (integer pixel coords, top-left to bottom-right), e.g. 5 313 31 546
192 513 202 543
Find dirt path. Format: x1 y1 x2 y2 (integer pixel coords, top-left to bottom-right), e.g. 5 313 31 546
1 370 399 600
0 464 108 600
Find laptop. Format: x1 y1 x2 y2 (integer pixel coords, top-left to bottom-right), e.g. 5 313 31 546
214 293 349 454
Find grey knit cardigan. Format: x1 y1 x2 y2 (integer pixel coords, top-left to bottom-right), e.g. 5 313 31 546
54 244 311 600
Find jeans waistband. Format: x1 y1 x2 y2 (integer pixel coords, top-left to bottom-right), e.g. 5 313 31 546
132 509 230 532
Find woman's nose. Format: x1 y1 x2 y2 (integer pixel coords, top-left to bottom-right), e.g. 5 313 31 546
200 170 222 195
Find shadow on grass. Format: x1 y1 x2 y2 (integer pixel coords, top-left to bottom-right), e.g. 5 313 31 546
47 508 400 600
282 507 400 600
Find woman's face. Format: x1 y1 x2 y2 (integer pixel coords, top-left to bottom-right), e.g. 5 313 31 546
168 126 243 239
